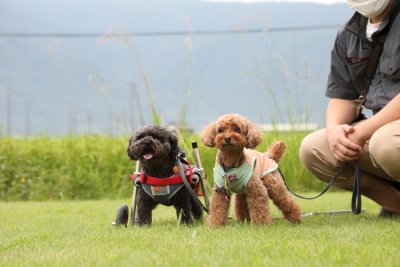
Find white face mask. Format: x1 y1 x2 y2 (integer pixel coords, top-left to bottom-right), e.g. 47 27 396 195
346 0 391 18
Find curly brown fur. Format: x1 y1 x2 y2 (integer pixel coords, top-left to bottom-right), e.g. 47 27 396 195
201 113 301 227
266 141 286 163
127 125 202 225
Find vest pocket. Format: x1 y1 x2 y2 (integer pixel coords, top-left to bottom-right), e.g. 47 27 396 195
346 56 369 93
380 54 400 79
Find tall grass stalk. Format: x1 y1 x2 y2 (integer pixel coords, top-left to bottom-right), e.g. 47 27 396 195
237 16 324 129
99 26 202 131
239 31 286 123
88 73 130 135
100 28 162 126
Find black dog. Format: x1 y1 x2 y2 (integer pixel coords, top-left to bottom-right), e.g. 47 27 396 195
127 125 203 225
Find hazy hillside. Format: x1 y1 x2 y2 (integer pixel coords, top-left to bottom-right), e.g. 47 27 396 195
0 0 353 135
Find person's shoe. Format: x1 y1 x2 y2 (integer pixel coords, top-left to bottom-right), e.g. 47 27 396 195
379 208 399 218
378 181 400 218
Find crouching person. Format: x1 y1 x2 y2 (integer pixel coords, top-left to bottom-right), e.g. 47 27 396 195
299 0 400 217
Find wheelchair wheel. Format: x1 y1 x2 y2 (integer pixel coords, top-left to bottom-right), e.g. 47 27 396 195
114 204 129 227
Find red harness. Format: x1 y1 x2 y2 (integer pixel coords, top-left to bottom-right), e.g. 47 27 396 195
130 168 193 186
129 162 204 197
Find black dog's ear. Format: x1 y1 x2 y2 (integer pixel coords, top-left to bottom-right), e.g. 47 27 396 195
169 131 180 156
201 122 216 147
169 131 178 147
127 136 138 160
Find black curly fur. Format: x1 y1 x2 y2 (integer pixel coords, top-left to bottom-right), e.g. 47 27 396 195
127 125 202 225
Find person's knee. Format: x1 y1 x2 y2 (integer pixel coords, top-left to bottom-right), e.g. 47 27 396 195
369 132 389 161
299 130 345 184
299 132 318 169
369 123 400 174
299 135 310 164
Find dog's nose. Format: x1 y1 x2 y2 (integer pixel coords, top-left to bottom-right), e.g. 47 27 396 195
224 137 231 143
143 139 152 145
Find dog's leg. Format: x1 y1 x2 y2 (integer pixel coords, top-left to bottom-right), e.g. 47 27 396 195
245 176 272 225
234 194 250 222
136 188 158 225
207 185 230 227
175 206 193 225
262 173 301 223
190 197 203 221
173 190 194 225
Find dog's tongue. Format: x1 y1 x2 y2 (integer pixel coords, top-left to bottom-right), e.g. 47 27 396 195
143 153 154 160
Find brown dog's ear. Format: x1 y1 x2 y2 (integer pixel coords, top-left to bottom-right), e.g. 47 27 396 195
201 122 217 147
245 120 262 149
127 136 138 160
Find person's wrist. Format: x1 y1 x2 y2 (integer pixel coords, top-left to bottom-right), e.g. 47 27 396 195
352 124 369 144
326 124 339 135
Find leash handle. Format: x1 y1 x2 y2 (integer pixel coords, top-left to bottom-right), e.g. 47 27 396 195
352 161 362 214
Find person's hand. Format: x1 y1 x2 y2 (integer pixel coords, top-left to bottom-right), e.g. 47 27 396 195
347 129 367 148
326 124 362 162
347 120 369 148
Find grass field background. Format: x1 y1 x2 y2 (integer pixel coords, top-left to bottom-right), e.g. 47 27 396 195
0 132 321 201
1 193 400 267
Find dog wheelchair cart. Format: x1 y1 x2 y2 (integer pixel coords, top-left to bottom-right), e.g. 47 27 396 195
112 141 210 227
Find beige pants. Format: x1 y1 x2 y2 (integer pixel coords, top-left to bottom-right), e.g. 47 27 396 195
299 120 400 211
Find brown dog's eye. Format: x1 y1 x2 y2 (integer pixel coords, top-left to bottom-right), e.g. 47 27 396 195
233 126 241 133
217 127 225 133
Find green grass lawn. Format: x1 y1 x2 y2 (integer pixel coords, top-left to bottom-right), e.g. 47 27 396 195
1 192 399 267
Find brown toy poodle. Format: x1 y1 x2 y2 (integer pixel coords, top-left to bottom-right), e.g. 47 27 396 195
201 113 301 226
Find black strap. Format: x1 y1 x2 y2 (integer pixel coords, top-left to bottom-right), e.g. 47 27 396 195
362 40 384 90
279 165 346 200
176 159 209 213
351 161 362 214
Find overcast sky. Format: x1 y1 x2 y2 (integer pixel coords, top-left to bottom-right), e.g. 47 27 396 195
203 0 347 4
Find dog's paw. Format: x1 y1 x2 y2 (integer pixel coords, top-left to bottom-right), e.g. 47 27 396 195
206 215 230 227
285 209 302 224
288 217 302 224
